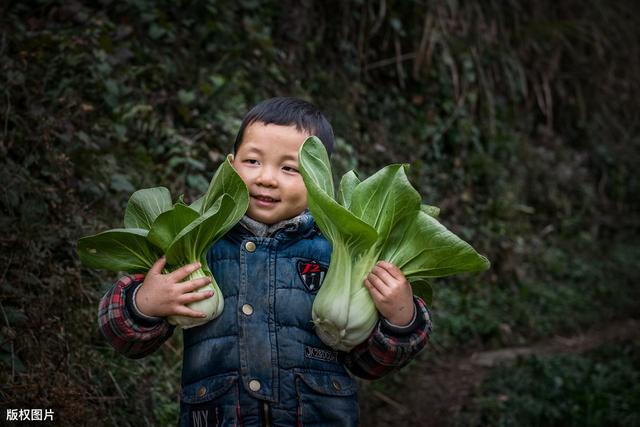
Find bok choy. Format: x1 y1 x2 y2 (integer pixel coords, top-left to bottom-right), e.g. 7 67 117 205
299 136 490 351
77 156 249 328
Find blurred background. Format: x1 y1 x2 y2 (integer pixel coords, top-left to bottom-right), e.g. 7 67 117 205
1 0 638 426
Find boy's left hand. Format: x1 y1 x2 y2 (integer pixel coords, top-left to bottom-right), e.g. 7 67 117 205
364 261 415 327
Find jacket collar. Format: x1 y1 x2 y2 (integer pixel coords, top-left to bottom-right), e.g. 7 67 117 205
231 210 316 240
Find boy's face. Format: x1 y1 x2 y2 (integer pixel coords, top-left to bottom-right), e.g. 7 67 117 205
232 122 310 225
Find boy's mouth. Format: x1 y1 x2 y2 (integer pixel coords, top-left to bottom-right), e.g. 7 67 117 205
252 194 280 205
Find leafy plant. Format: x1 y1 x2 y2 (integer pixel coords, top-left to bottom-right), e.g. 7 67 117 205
299 136 490 351
457 342 640 427
77 156 248 328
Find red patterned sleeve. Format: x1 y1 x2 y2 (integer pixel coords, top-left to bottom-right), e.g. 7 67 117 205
343 297 432 380
97 274 175 359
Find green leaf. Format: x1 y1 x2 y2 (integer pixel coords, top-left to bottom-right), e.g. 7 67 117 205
104 79 119 95
300 137 335 198
338 170 360 208
124 187 173 229
114 124 127 140
383 210 491 278
186 174 210 193
422 204 440 218
77 228 161 273
110 173 135 193
299 137 377 252
178 89 196 105
200 155 249 217
165 194 239 265
149 23 165 39
409 279 433 306
189 196 204 212
350 163 421 242
148 203 201 252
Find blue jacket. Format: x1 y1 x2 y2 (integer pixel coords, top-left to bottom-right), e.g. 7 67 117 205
179 213 359 426
99 212 431 426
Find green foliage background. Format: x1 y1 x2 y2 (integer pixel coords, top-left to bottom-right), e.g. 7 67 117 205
0 0 638 425
456 342 640 427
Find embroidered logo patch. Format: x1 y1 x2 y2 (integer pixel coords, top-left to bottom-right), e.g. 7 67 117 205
305 346 339 363
297 260 327 292
188 404 219 427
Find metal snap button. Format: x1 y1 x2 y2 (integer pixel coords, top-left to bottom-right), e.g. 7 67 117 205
245 241 256 252
249 380 261 392
332 379 342 391
197 386 207 397
241 304 254 316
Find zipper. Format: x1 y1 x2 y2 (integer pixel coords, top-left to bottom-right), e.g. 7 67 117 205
261 401 272 427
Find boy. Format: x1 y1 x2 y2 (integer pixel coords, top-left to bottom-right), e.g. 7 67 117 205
99 97 431 426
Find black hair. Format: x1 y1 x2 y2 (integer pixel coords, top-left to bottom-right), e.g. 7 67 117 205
233 97 334 156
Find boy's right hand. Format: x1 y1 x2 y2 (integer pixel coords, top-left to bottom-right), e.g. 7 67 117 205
135 257 214 319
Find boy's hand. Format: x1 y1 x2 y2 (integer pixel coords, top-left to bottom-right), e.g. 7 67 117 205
135 257 214 319
364 261 415 326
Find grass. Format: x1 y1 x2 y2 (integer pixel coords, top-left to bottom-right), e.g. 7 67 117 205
457 340 640 427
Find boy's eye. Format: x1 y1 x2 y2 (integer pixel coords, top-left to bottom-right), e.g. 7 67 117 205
282 166 299 173
244 159 259 165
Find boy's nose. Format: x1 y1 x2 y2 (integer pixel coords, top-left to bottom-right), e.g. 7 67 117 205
256 168 277 187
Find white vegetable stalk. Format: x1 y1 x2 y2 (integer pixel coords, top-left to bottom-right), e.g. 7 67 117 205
167 266 225 328
312 244 379 351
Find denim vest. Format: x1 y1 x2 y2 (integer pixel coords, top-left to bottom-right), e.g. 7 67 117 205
178 214 359 427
